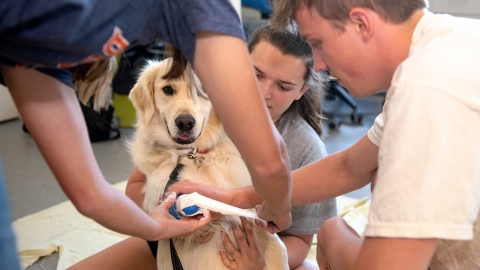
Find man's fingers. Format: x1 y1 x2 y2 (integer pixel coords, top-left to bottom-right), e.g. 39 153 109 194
168 179 194 195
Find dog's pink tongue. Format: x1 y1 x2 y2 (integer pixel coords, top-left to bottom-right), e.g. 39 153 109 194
179 135 190 140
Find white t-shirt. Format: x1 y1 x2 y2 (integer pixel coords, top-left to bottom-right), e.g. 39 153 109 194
366 11 480 268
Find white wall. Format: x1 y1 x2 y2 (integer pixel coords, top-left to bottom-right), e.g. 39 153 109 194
428 0 480 19
0 85 19 122
231 0 242 18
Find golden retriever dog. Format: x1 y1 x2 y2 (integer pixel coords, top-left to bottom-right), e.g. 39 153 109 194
129 58 289 270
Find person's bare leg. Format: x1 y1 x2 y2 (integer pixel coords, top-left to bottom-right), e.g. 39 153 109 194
67 237 156 270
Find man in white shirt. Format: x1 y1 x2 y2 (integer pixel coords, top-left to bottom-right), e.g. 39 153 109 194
270 0 480 269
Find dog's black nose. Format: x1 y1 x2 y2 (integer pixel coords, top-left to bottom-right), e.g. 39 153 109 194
175 114 196 132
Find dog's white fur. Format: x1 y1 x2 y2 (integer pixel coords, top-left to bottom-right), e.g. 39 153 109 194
129 59 288 270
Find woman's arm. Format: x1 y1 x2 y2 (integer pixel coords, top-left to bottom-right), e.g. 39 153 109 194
2 66 211 241
193 32 292 231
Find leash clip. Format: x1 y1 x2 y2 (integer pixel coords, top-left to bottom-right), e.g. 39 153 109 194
177 148 205 168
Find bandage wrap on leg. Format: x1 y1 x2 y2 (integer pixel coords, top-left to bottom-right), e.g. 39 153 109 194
168 192 266 223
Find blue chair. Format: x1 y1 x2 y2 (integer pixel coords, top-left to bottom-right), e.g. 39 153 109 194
242 0 272 14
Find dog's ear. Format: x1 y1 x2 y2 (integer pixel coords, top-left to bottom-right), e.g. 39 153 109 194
129 71 156 125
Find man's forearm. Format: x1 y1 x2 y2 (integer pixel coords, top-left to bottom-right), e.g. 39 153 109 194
291 135 378 206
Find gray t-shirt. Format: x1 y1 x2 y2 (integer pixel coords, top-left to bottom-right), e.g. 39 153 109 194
277 110 337 235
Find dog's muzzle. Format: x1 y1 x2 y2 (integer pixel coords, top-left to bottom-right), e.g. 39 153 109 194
175 114 196 132
171 114 197 144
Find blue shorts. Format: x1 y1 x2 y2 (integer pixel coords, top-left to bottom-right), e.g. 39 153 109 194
0 67 73 89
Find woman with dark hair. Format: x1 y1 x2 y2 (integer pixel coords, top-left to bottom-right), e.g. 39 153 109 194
246 25 336 269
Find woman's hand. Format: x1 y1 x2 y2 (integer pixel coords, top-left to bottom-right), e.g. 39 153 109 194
220 217 265 270
149 192 212 240
255 202 292 234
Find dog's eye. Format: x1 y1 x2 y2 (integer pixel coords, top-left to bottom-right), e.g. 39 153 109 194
162 85 175 95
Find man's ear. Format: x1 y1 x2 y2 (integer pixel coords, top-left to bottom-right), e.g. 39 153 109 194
349 7 375 42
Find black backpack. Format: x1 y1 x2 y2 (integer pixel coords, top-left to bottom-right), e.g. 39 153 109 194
79 101 120 142
23 100 121 143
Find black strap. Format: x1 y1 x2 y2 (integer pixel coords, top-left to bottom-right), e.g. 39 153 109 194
170 239 184 270
164 163 185 270
162 163 185 200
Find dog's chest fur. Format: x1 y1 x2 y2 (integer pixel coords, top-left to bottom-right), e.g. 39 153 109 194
135 136 251 215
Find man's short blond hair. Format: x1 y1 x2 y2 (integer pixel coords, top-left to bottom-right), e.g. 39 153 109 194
271 0 428 31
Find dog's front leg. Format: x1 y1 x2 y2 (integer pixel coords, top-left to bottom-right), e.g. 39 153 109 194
253 226 289 270
142 166 176 214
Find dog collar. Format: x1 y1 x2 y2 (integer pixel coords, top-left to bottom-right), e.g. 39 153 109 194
176 148 206 168
197 148 209 154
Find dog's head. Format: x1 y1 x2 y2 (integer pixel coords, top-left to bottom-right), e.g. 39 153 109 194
129 58 223 150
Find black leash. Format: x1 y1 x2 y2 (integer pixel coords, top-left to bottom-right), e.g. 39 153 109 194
163 163 185 270
163 163 185 200
170 238 184 270
162 148 206 270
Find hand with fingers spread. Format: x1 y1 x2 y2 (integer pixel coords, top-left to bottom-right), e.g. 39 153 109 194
149 192 212 240
220 217 266 270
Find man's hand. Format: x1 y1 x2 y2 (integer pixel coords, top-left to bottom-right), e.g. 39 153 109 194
169 180 234 205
